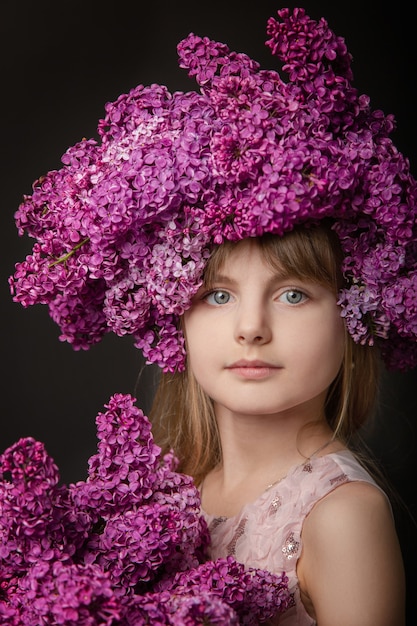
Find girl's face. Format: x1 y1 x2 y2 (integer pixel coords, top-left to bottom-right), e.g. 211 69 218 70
183 238 345 422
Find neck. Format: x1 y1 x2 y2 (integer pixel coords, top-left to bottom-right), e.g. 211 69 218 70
213 403 336 486
201 407 340 518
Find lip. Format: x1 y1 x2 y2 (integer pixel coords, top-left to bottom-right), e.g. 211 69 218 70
226 359 281 380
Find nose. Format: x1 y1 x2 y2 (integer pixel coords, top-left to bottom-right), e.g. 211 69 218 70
234 298 272 345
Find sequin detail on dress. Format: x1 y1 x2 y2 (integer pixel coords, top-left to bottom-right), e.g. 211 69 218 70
282 532 300 559
226 517 247 556
268 495 282 516
210 516 227 531
330 473 348 486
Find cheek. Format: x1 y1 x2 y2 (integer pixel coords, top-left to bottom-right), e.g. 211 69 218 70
330 312 346 356
293 312 345 375
316 315 345 377
183 312 212 365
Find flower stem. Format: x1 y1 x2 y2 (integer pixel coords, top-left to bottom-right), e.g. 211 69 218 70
49 237 90 267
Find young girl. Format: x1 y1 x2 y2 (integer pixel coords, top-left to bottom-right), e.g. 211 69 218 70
9 6 415 625
151 224 406 624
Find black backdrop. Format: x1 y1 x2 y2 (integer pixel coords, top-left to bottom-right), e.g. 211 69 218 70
2 1 416 622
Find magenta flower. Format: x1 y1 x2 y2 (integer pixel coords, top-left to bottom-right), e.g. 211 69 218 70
0 394 291 624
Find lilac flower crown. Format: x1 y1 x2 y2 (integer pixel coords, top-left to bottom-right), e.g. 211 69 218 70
9 7 417 372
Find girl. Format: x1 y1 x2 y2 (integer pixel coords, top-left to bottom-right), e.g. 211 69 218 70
151 224 406 624
10 6 415 625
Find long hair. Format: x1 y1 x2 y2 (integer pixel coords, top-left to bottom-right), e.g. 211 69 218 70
150 222 380 484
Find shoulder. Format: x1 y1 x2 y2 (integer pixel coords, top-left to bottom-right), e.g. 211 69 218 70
301 480 396 571
307 479 391 529
298 480 405 626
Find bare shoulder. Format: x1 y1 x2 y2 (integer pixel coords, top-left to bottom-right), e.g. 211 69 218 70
307 479 392 529
301 480 398 573
298 481 405 626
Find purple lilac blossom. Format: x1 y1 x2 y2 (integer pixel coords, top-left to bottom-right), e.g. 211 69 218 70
9 7 417 371
0 394 291 625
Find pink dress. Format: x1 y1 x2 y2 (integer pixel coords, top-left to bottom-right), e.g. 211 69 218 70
200 450 383 625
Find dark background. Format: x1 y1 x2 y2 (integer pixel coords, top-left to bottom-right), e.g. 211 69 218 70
2 1 416 622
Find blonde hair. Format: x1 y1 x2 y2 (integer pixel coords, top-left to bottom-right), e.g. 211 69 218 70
150 222 380 484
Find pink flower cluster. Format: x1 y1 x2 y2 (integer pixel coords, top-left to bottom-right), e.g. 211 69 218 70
9 7 417 371
0 394 291 625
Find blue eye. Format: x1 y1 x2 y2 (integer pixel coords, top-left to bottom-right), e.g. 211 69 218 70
205 290 231 305
281 289 305 304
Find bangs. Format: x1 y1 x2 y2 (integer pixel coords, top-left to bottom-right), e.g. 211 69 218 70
203 222 346 294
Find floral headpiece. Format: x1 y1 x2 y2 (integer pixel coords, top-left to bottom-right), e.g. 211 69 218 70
9 7 417 372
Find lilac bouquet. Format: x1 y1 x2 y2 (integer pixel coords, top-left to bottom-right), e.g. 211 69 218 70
0 394 290 625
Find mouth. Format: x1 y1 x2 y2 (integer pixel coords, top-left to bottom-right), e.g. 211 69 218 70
225 360 281 380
